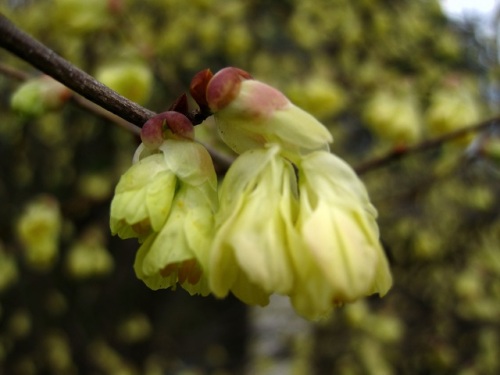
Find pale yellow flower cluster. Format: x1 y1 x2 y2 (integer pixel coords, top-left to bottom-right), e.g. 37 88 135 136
111 131 218 296
110 68 392 319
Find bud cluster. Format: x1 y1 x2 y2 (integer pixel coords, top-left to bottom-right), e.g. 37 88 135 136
110 67 392 319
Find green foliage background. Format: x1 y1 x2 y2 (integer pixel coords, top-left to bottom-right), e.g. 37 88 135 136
1 0 499 374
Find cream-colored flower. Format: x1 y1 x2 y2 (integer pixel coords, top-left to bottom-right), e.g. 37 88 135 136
362 86 422 145
289 151 392 319
203 67 333 159
209 145 297 305
111 139 217 294
110 110 218 295
66 228 114 279
134 180 216 295
110 139 216 241
110 152 177 241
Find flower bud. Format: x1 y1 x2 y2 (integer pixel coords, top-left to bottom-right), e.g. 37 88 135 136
425 77 483 138
190 68 214 112
205 67 252 112
65 228 114 279
54 0 110 34
200 67 333 158
16 196 62 271
362 85 422 145
141 111 194 150
95 61 153 105
168 94 189 116
11 76 71 117
286 76 346 120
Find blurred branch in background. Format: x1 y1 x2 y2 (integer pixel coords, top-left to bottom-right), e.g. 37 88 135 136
1 57 498 175
355 115 500 174
0 62 142 135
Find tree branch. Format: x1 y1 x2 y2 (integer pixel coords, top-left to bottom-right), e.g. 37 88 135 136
0 13 155 126
0 62 234 170
0 61 30 81
2 13 498 176
354 115 500 175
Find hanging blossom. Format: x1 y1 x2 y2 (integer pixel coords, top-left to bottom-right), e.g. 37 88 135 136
110 67 392 320
209 145 298 306
289 151 392 319
190 67 392 319
110 112 218 295
191 67 333 161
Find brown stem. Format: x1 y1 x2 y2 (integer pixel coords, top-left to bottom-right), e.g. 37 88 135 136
355 115 500 175
0 13 155 126
1 13 497 176
0 62 233 170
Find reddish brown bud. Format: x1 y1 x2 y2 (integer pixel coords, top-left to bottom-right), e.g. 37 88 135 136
206 67 252 112
168 93 189 116
163 111 194 140
141 115 165 150
190 69 213 111
141 111 194 149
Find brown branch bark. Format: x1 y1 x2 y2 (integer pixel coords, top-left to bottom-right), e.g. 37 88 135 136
1 13 498 176
0 62 233 170
0 13 155 126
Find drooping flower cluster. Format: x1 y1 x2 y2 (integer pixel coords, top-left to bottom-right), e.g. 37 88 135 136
110 111 218 295
110 67 392 319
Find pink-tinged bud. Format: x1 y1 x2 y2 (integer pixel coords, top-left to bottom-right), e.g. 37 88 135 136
234 80 290 119
141 111 194 149
206 67 252 112
163 111 195 140
141 116 164 150
11 75 71 117
190 69 213 111
206 68 333 156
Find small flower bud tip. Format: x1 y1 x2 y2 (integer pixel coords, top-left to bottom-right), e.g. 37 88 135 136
168 93 189 116
141 111 195 149
190 68 213 111
206 67 252 112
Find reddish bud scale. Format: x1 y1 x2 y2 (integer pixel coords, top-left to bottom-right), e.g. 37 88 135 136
206 67 252 112
168 93 189 116
190 69 213 111
141 111 194 150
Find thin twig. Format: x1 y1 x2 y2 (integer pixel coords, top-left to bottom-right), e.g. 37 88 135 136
0 61 143 135
355 115 500 175
0 13 155 126
0 62 234 169
0 62 30 81
1 13 498 175
71 95 142 136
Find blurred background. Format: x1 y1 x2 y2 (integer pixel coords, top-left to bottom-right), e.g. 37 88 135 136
1 0 500 374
